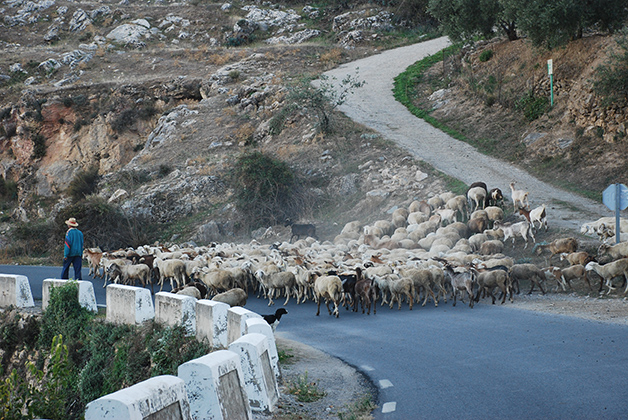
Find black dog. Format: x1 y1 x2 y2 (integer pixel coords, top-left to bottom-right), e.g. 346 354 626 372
262 308 288 332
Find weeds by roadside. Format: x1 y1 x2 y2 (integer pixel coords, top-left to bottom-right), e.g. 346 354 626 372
286 372 326 403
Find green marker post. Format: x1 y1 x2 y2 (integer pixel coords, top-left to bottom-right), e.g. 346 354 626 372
547 59 554 108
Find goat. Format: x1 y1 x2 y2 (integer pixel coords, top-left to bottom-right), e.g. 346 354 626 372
509 264 546 295
533 237 578 265
83 248 104 278
493 220 535 249
438 259 475 308
312 273 343 317
585 259 628 294
106 262 151 290
518 205 548 232
285 219 317 243
487 188 504 207
509 182 529 210
354 267 377 315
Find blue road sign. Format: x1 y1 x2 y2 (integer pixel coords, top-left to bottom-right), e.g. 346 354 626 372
603 184 628 211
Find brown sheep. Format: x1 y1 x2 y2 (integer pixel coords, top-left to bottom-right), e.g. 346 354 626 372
211 288 248 307
509 264 546 295
534 237 578 264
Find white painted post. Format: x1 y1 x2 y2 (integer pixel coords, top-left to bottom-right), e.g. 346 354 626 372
42 279 97 312
229 333 279 413
196 300 229 348
0 274 34 308
245 317 280 380
106 284 155 325
85 375 191 420
155 292 196 335
178 350 252 420
227 306 261 345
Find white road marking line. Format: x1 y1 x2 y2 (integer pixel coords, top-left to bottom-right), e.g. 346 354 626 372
379 379 393 389
382 401 397 413
361 365 375 372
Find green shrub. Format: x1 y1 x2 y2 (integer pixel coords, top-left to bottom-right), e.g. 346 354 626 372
38 282 93 352
32 133 47 159
66 166 100 202
147 323 210 376
479 49 493 62
232 151 297 227
516 91 548 121
0 335 74 420
157 164 173 178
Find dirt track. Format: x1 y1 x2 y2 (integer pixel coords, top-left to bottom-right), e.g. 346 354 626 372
322 36 610 235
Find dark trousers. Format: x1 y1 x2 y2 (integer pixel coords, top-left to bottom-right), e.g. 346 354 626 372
61 255 83 280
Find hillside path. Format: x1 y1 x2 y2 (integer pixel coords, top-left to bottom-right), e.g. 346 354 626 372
323 37 611 233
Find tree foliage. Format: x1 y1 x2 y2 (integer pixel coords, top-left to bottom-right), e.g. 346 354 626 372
593 29 628 105
428 0 627 48
287 71 365 134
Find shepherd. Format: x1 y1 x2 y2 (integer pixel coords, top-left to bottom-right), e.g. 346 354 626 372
61 217 84 280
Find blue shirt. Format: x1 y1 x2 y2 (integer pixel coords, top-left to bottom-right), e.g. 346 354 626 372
64 228 84 258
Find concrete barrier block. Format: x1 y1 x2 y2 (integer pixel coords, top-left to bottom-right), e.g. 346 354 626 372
178 350 252 420
106 285 155 325
0 274 34 308
246 318 280 380
196 300 229 348
42 279 97 312
228 333 279 413
227 307 261 345
85 375 191 420
155 292 196 335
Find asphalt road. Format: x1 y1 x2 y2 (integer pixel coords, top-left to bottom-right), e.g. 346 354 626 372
5 265 628 419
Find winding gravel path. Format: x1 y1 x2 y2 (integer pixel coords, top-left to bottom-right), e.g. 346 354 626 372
323 37 610 233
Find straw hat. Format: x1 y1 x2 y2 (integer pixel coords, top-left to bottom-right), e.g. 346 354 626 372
65 217 79 227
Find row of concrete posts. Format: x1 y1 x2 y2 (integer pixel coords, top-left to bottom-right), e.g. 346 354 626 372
0 274 282 420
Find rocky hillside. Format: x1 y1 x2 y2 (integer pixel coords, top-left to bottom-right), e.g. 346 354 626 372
0 0 625 258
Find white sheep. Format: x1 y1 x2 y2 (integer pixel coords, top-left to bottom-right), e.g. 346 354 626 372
598 242 628 261
585 259 628 294
154 258 187 292
313 274 343 317
467 186 487 211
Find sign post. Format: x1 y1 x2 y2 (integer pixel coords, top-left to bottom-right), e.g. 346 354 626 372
547 59 554 108
602 183 628 243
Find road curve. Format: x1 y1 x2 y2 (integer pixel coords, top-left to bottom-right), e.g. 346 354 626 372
322 37 610 233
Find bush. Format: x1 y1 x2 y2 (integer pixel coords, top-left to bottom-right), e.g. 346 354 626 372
38 282 93 352
55 196 156 250
32 133 47 159
66 166 100 202
232 151 297 227
479 49 493 62
516 91 548 121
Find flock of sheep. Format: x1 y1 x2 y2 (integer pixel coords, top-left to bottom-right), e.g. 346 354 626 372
82 181 628 317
